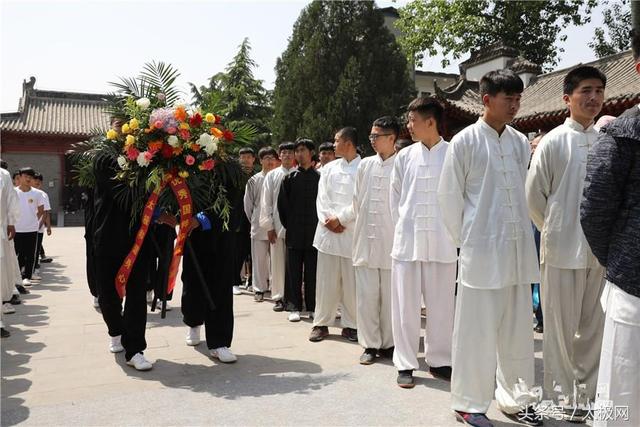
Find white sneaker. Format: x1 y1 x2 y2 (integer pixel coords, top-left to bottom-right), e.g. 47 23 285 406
109 335 124 353
126 352 153 371
146 291 153 303
288 311 301 322
22 278 32 287
93 297 100 308
30 274 41 281
232 286 242 295
186 326 201 346
210 346 237 363
2 303 16 314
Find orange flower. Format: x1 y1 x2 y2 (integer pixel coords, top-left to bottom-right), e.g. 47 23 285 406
174 106 187 122
191 143 201 152
148 141 164 152
172 146 183 156
210 127 223 138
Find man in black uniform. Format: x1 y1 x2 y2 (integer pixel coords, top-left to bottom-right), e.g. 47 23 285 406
277 138 320 322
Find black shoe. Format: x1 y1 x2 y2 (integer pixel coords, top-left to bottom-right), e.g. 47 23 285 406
341 327 358 342
9 295 21 305
254 292 264 302
1 328 10 338
502 406 543 426
378 346 394 358
397 369 415 388
40 257 53 263
454 411 494 427
272 300 285 312
534 323 544 333
309 326 329 342
15 284 29 295
359 348 377 365
429 365 452 381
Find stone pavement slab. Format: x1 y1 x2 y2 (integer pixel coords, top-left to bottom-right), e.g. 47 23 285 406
1 227 574 426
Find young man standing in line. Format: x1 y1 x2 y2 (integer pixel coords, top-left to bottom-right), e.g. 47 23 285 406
243 147 277 302
352 116 398 365
438 70 542 427
260 142 297 312
310 127 361 342
234 147 257 295
316 142 336 171
526 66 607 418
390 98 457 387
13 168 44 287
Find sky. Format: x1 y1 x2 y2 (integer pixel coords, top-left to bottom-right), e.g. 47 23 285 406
1 0 611 113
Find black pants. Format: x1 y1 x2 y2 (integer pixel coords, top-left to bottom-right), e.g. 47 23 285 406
14 232 38 279
235 231 251 285
34 232 44 269
182 229 234 349
85 236 98 297
95 255 148 360
285 247 317 312
146 225 176 302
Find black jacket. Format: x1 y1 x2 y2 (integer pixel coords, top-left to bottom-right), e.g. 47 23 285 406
581 116 640 298
278 166 320 249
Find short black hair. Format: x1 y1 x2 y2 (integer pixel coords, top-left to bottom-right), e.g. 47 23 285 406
278 142 295 152
19 167 36 177
0 160 8 170
372 116 401 139
394 139 414 151
258 147 278 160
12 171 20 179
318 142 334 152
632 29 640 61
238 147 256 157
563 65 607 95
337 127 358 147
480 70 524 97
406 97 444 132
294 138 316 152
34 172 44 181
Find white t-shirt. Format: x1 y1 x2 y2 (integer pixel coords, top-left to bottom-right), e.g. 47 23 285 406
15 187 44 233
33 188 51 232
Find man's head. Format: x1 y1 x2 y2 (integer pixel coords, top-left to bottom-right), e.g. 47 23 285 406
18 167 36 186
369 116 399 156
563 65 606 124
318 142 336 166
33 172 43 189
0 160 8 170
334 127 358 158
238 147 256 173
632 29 640 75
294 138 315 168
406 97 444 142
394 138 413 153
480 70 524 124
258 147 278 172
278 142 296 169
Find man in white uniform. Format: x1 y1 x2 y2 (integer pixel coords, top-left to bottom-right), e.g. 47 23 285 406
260 142 296 312
1 163 20 337
243 147 277 302
438 70 542 427
32 172 52 281
352 117 397 365
390 98 457 387
526 66 607 418
310 127 361 342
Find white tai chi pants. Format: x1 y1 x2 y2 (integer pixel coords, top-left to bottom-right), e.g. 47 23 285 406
313 252 357 329
593 281 640 427
269 237 286 301
355 266 392 350
391 260 456 370
251 238 270 293
541 261 605 403
451 283 538 414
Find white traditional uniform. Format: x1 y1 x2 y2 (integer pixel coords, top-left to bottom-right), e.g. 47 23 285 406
1 169 20 315
438 118 540 414
390 139 457 371
313 155 361 329
526 118 606 403
259 165 296 302
244 171 270 293
352 153 395 350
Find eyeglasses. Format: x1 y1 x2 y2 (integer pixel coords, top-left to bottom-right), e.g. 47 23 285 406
368 133 393 141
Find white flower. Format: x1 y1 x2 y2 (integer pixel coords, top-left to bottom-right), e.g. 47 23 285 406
198 133 213 147
136 152 150 167
167 135 180 147
117 155 128 169
136 97 151 110
203 140 218 155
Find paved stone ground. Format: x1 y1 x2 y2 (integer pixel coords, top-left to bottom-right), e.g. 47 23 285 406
1 227 576 426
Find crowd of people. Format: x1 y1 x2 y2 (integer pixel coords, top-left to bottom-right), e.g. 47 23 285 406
1 33 638 427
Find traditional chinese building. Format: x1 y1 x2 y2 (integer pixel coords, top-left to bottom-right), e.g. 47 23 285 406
0 77 110 224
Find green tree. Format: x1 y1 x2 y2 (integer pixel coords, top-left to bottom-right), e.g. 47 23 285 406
397 0 597 70
272 1 415 148
589 0 632 57
190 38 272 149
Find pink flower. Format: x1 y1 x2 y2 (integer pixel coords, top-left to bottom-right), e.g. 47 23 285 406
167 127 177 134
185 154 195 166
127 147 140 161
144 151 154 161
199 158 215 171
154 120 163 129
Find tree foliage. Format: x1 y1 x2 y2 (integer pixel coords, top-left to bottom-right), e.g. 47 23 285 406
190 38 271 149
272 1 415 148
397 0 597 70
589 0 632 57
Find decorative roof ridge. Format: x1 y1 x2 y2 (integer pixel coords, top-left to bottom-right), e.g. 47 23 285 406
434 78 478 98
29 89 110 102
532 49 633 80
415 70 460 79
460 41 519 68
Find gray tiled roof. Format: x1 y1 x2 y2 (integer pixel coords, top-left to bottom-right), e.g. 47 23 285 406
434 79 483 118
1 89 110 136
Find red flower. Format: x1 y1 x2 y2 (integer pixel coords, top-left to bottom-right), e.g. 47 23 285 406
214 115 221 124
223 129 235 141
179 129 191 140
189 113 203 127
161 143 173 159
199 158 215 171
